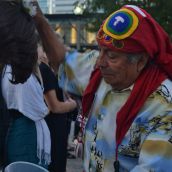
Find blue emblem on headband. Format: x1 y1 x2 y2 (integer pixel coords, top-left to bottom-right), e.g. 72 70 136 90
108 12 132 35
103 8 139 40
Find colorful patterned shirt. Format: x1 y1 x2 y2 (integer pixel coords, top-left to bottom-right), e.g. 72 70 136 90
58 50 172 172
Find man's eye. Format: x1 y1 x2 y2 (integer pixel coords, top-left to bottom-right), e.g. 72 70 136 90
107 52 116 59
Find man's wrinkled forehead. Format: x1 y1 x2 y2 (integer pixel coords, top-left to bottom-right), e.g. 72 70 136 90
98 44 129 57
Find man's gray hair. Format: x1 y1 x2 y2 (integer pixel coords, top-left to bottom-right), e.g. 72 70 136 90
127 53 148 63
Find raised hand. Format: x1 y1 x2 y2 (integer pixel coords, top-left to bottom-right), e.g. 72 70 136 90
22 0 38 17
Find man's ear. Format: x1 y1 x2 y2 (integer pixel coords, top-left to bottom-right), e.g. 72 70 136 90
137 53 149 72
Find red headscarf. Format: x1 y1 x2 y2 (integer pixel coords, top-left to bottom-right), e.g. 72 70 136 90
82 5 172 161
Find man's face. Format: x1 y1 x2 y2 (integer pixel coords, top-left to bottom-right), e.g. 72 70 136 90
97 45 143 90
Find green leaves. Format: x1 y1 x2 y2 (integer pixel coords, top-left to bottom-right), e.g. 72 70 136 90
83 0 172 37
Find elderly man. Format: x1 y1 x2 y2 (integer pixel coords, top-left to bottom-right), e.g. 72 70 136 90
76 6 172 171
27 1 172 171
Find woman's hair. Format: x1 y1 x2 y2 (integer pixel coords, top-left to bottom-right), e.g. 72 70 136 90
0 0 38 83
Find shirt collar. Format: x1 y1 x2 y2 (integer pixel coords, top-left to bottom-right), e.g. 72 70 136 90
112 84 134 92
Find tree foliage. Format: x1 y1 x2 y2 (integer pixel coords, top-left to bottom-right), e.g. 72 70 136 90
83 0 172 37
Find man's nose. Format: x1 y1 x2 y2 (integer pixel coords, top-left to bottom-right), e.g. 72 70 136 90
97 51 108 68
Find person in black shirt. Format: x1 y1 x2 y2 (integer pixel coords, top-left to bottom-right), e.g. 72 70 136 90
38 46 77 172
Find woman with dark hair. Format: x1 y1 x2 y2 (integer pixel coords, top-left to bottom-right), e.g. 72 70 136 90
0 0 51 170
0 0 38 84
0 0 68 170
0 0 39 168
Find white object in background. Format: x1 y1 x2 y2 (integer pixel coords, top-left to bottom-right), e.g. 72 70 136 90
4 161 49 172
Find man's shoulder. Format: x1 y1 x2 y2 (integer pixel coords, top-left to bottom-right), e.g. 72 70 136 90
75 49 99 62
65 49 99 67
82 49 99 59
156 79 172 103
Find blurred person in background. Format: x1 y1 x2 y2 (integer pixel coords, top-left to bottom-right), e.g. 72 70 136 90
38 44 77 172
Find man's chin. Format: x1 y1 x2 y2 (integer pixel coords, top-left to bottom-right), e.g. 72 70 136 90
103 77 113 85
103 77 120 89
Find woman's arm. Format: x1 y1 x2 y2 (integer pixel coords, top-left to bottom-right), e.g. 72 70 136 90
44 89 77 114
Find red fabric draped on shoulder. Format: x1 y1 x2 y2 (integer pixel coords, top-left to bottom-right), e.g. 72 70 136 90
82 68 102 118
82 64 167 160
